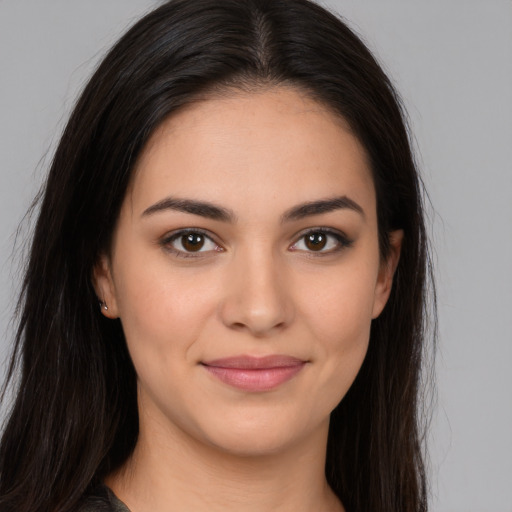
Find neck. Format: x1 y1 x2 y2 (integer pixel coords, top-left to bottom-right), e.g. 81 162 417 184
107 414 343 512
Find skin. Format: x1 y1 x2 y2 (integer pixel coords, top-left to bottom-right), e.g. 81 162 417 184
95 86 402 512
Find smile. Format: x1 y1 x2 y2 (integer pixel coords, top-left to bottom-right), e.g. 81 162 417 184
201 355 307 392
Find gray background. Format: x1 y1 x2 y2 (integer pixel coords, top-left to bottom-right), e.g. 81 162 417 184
1 1 511 511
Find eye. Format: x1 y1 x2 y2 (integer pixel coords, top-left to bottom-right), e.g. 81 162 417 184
289 229 352 254
161 230 222 257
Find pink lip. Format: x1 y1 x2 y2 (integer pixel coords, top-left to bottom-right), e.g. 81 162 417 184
201 355 307 392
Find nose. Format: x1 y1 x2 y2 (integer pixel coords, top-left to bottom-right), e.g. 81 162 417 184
218 248 294 337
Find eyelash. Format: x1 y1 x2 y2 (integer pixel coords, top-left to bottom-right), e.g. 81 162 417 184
159 227 353 259
289 228 353 256
160 228 222 259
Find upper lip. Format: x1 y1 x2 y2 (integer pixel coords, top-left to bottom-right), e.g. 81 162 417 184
201 355 306 369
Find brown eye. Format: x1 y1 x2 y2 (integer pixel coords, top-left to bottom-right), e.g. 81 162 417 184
181 233 205 252
304 232 327 251
289 229 351 255
163 230 220 257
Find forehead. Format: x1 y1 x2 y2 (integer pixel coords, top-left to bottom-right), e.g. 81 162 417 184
128 86 375 217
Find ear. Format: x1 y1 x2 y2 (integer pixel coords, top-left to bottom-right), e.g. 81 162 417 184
372 229 404 319
92 254 120 319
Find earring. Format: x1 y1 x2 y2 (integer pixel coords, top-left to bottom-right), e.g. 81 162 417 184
99 300 108 311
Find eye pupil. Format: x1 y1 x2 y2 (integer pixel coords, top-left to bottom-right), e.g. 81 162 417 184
305 232 327 251
182 233 205 252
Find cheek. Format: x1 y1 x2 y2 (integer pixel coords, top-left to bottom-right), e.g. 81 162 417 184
296 259 378 405
300 259 378 347
112 248 219 374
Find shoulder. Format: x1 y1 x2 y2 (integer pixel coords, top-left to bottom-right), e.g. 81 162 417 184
74 484 131 512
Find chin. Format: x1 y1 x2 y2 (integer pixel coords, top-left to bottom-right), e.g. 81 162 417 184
195 409 328 459
207 431 300 458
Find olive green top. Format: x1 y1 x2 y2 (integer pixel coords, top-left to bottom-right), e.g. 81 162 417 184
76 485 130 512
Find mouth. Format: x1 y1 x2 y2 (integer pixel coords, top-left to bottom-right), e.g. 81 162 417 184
201 355 307 392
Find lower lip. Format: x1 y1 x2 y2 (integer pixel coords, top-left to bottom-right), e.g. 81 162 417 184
202 363 306 392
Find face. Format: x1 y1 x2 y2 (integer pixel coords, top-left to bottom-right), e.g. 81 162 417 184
95 87 401 457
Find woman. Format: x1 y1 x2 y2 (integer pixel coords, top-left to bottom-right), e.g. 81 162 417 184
0 0 435 511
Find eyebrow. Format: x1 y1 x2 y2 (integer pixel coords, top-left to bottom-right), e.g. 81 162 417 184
141 195 364 222
281 196 365 222
142 197 237 222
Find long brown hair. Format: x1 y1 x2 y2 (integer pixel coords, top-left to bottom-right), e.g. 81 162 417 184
0 1 435 511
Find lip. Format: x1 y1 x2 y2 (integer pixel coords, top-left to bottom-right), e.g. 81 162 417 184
201 355 307 392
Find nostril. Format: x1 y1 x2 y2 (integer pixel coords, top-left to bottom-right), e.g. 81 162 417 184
227 319 288 337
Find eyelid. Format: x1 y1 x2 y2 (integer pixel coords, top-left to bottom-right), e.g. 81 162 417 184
159 228 224 258
289 227 353 254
